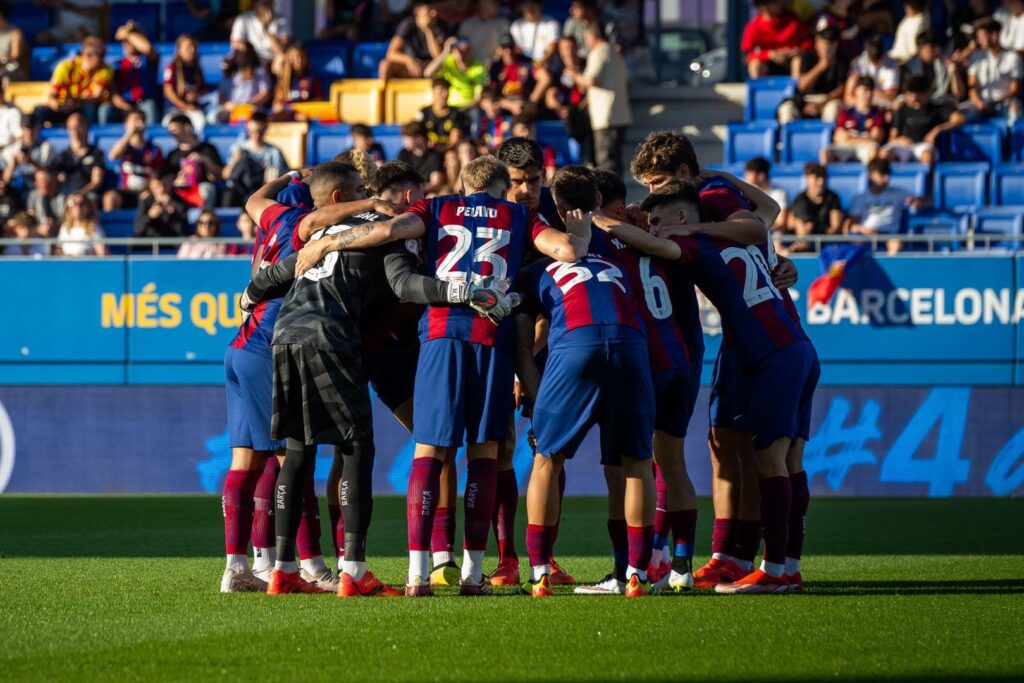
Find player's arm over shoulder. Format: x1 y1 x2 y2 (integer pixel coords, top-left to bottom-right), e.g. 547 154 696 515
382 241 449 306
592 214 681 261
241 253 297 311
294 212 427 279
531 209 589 262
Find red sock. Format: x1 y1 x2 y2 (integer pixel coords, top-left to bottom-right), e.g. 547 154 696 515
732 519 762 564
407 458 443 551
328 503 343 559
432 507 455 555
787 471 809 561
627 525 654 573
654 466 669 541
463 459 497 551
223 469 259 555
526 523 556 567
493 469 519 561
295 469 322 560
711 518 735 556
669 509 697 559
251 458 279 549
759 476 792 565
552 467 567 545
606 518 629 569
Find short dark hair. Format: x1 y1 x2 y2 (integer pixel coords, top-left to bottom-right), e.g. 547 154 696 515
248 110 268 124
803 162 826 178
497 136 544 171
0 2 11 20
916 30 939 47
631 131 700 182
977 17 1002 33
593 170 626 207
511 112 537 130
906 0 927 12
551 165 599 212
638 182 700 215
308 160 361 196
431 77 449 90
373 161 424 194
168 114 192 128
744 157 771 175
401 121 427 138
352 123 373 138
867 158 891 175
855 75 875 91
906 75 930 93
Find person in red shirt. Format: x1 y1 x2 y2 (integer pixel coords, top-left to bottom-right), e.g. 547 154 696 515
741 0 812 79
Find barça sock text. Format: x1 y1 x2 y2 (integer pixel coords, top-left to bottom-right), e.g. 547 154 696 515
493 468 519 561
463 458 498 551
787 471 810 564
407 457 443 552
274 440 318 564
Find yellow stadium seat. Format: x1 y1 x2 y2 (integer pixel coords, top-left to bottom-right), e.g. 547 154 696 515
292 101 338 122
6 82 51 115
330 79 384 125
265 122 308 169
384 78 432 124
228 104 254 123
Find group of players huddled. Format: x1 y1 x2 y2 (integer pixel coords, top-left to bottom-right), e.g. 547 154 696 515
218 130 819 598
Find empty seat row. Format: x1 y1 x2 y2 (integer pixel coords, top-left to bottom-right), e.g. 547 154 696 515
908 208 1023 251
101 208 244 239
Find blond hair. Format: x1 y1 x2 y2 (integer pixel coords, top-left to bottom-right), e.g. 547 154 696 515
61 193 99 237
459 155 510 194
335 147 377 188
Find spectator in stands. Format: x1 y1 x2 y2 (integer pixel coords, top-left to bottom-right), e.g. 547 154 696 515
417 78 469 149
162 34 208 132
426 37 490 110
0 2 26 82
319 0 372 42
778 24 847 124
510 113 557 181
398 121 446 194
787 162 843 252
379 1 452 80
26 169 65 237
510 0 561 65
2 115 53 190
230 0 288 72
222 111 288 206
458 0 509 65
0 175 22 222
967 17 1023 124
900 31 966 106
271 45 324 122
845 35 900 109
889 0 929 63
102 109 164 211
100 21 159 125
476 89 512 149
134 171 190 239
52 112 105 201
563 0 620 58
815 0 860 60
178 209 229 259
450 138 479 192
822 76 886 164
995 0 1024 51
209 43 273 124
575 24 631 175
490 34 543 115
230 211 254 255
741 0 810 79
55 193 105 257
2 211 47 257
847 158 920 255
743 157 788 231
165 114 223 208
36 0 104 46
346 124 386 164
0 89 19 149
36 36 113 125
882 76 966 166
544 36 592 166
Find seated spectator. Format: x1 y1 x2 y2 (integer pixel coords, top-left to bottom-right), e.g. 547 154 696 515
458 0 509 65
2 211 47 257
162 34 208 132
544 36 592 165
449 138 479 191
52 112 105 200
778 24 847 124
35 36 113 125
741 0 811 79
417 78 470 149
2 115 54 190
815 0 861 60
490 34 544 115
845 35 900 108
0 2 26 82
229 211 255 255
510 113 557 181
36 0 103 45
26 169 65 237
318 0 372 42
56 193 105 257
900 31 965 106
165 114 223 208
209 43 273 124
0 175 21 222
345 123 386 164
563 0 620 58
222 111 287 206
787 162 843 252
398 122 446 194
882 76 966 166
379 1 452 80
967 17 1023 123
230 0 288 72
847 158 921 255
477 90 513 149
889 0 929 63
822 76 886 164
0 88 20 149
510 0 561 64
100 21 159 125
178 209 229 259
102 109 164 211
996 0 1024 51
743 157 788 230
425 37 489 110
134 171 190 239
271 45 324 121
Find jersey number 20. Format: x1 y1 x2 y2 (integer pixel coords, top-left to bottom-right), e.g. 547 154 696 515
721 245 782 308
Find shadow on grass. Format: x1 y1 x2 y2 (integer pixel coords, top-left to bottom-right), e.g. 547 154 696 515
804 579 1024 596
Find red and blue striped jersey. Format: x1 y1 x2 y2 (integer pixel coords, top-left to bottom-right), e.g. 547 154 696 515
673 235 808 369
405 192 549 347
698 175 753 221
230 202 308 353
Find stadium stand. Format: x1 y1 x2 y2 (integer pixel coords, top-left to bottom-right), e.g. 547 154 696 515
725 121 777 164
782 120 834 164
745 76 796 123
934 163 989 211
825 164 868 211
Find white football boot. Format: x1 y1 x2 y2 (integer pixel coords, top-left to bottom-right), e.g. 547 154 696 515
221 567 268 593
300 567 340 592
573 573 626 595
650 569 694 594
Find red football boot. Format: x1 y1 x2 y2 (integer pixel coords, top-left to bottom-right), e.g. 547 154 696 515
488 557 521 586
785 572 803 592
266 569 326 595
624 575 648 598
693 558 745 588
548 558 576 585
714 569 789 594
338 571 402 597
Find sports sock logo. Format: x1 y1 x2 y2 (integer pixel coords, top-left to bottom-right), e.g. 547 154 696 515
421 489 433 517
276 484 287 511
466 482 478 509
340 480 349 507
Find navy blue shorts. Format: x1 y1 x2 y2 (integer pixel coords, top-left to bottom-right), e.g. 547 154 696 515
709 345 747 431
653 367 696 438
532 326 655 464
746 341 820 450
364 348 419 412
413 338 515 447
224 345 285 452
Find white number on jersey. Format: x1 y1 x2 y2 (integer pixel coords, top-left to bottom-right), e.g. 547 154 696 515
435 224 511 283
639 255 673 320
721 245 782 308
301 225 349 282
547 256 627 295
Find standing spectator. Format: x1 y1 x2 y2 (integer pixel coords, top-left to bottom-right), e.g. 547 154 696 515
787 162 843 252
417 78 469 148
426 37 490 110
822 76 886 164
165 114 224 208
52 112 105 201
778 24 847 124
36 0 105 45
889 0 929 63
26 169 66 237
0 175 22 222
510 0 561 64
56 193 106 257
847 158 920 255
996 0 1024 51
741 0 811 79
845 35 900 108
2 115 54 190
345 124 386 164
36 37 113 125
379 1 451 80
102 109 164 211
208 43 273 124
900 31 965 105
882 76 966 166
162 34 208 131
2 212 47 257
0 2 26 82
178 210 229 259
271 45 324 121
458 0 510 65
230 0 288 71
967 17 1023 123
562 0 620 58
134 172 190 239
544 36 592 165
575 24 631 175
397 121 446 194
221 111 288 206
100 21 159 125
743 157 788 230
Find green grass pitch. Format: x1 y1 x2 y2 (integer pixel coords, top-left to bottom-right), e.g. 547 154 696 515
0 496 1022 681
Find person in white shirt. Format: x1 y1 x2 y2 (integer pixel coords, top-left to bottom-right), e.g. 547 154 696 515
847 159 921 255
230 0 287 71
510 0 561 64
56 193 106 257
995 0 1024 52
574 24 631 175
743 156 788 231
846 35 900 108
459 0 510 65
967 17 1023 122
889 0 928 63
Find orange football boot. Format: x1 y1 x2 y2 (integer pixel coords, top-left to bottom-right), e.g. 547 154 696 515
715 569 788 594
338 571 402 597
488 557 521 586
267 570 326 595
548 558 576 585
693 558 745 588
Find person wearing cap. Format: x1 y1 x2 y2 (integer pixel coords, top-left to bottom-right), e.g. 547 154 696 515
967 17 1023 124
778 24 848 124
847 158 922 256
741 0 811 79
425 36 490 109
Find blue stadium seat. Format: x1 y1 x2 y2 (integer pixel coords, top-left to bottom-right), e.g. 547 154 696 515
352 43 389 79
107 4 160 42
888 163 929 198
724 121 777 164
164 2 207 41
989 163 1024 205
197 42 232 88
943 123 1004 163
11 4 53 45
825 163 867 210
39 128 70 155
769 163 806 203
305 41 350 86
536 120 580 165
782 120 834 163
704 163 746 177
907 210 963 252
90 125 125 160
202 124 243 162
100 210 137 238
146 125 178 155
30 46 72 81
745 77 796 122
306 123 353 164
214 208 242 237
372 124 403 161
933 162 989 210
969 206 1023 250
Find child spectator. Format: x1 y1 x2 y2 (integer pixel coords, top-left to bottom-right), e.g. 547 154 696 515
510 0 561 64
162 34 208 131
425 37 489 110
397 121 446 194
845 35 900 109
967 17 1023 123
900 31 965 106
458 0 509 65
1 115 53 191
882 76 966 166
209 43 273 124
787 162 843 252
100 21 159 125
743 156 788 230
52 112 105 201
379 1 452 79
134 171 190 239
417 78 469 149
25 169 65 237
56 193 105 257
741 0 811 79
345 124 386 164
778 24 847 124
221 111 288 206
3 211 46 257
177 209 229 259
165 114 224 208
822 76 886 164
847 158 921 255
271 45 324 121
36 36 113 125
0 2 26 82
889 0 929 63
102 108 164 211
